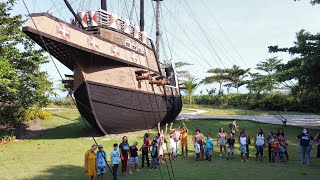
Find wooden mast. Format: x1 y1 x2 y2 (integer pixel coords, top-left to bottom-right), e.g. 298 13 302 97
154 0 162 64
101 0 107 11
63 0 84 29
140 0 144 31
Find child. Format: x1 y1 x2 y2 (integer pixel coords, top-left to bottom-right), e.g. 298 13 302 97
128 142 139 174
272 137 280 164
266 132 275 162
96 145 107 180
205 135 213 161
110 143 120 180
195 142 201 161
150 140 158 170
227 133 235 160
169 135 175 160
239 131 248 162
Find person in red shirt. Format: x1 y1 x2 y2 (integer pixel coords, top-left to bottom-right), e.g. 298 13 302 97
140 133 150 170
272 136 280 164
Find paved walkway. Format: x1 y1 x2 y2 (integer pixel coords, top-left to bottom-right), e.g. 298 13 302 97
178 108 320 129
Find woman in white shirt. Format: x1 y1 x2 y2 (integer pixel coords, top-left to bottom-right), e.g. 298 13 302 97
255 128 266 161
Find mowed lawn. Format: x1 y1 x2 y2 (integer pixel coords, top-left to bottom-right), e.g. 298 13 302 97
182 105 316 116
0 110 319 180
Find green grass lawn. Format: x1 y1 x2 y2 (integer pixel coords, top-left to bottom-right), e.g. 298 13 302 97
0 110 319 180
182 104 317 116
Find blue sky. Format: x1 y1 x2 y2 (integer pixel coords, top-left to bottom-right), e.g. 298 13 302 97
12 0 320 96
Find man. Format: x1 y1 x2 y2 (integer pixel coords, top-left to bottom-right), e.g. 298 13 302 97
170 122 181 158
229 120 238 136
180 122 188 156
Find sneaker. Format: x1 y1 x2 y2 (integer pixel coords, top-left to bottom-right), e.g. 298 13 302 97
226 157 229 160
241 159 243 162
300 161 304 164
129 172 133 174
246 159 249 162
136 169 140 172
220 154 222 157
154 167 157 170
141 168 144 171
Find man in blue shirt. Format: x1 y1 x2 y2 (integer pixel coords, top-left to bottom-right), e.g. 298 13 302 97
96 145 107 180
205 135 213 161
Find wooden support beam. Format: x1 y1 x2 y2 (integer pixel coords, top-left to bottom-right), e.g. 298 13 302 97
136 75 151 80
135 70 148 74
62 80 74 84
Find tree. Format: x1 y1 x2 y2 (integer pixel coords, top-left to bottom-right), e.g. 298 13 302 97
174 61 193 82
0 0 53 125
181 77 199 105
256 57 281 75
294 0 320 5
269 29 320 112
224 65 250 93
202 68 229 95
254 57 282 92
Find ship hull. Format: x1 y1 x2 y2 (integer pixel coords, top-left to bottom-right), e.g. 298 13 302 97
75 82 181 134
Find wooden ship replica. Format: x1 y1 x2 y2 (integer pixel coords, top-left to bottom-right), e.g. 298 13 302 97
23 0 182 134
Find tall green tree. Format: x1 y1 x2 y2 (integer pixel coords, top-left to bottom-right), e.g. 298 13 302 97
224 65 250 93
201 68 229 95
269 29 320 112
0 0 53 125
181 77 199 105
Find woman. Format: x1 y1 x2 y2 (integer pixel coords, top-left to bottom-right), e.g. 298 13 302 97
255 128 265 161
140 133 150 169
84 145 97 180
119 136 130 176
297 128 314 165
158 122 168 161
217 128 227 157
277 128 289 161
192 128 204 160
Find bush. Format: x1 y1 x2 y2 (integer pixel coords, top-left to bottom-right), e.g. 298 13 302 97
20 109 52 121
0 106 53 127
182 92 320 113
0 131 16 143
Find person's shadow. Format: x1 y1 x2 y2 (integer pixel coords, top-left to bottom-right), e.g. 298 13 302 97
22 165 114 179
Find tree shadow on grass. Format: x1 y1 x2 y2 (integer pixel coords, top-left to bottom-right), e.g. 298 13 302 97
22 165 114 180
16 116 102 140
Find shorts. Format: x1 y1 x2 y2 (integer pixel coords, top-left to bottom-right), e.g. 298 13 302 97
162 142 167 150
228 147 234 153
273 152 279 157
151 157 157 163
129 156 139 165
159 148 163 156
240 145 247 154
181 140 188 147
205 148 212 155
97 166 106 175
219 139 226 146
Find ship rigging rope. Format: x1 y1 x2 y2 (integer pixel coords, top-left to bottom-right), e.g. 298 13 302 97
22 0 115 177
199 0 248 68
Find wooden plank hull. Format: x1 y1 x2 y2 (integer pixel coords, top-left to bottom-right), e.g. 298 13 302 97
75 82 182 134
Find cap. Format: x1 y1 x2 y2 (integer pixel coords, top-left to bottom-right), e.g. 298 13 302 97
98 145 103 148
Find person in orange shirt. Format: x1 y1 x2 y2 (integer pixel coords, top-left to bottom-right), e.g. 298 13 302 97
272 135 280 164
180 122 188 156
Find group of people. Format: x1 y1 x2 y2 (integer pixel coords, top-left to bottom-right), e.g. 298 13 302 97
84 120 320 180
